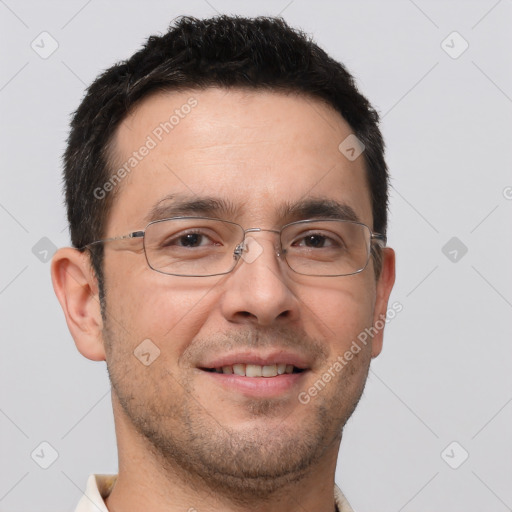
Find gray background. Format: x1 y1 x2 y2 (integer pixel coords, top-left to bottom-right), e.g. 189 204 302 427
1 1 511 511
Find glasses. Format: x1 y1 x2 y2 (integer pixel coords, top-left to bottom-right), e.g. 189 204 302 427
83 216 386 277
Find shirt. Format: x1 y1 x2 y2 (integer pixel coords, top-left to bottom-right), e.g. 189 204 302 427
74 474 355 512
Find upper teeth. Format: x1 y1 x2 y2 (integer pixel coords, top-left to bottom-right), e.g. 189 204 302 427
214 364 295 377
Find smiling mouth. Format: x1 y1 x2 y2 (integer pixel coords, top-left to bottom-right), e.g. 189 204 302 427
201 364 306 377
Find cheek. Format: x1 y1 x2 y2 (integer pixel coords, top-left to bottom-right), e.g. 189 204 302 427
298 275 376 352
104 255 222 356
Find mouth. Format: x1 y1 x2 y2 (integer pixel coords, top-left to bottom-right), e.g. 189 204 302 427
200 363 306 377
196 352 310 398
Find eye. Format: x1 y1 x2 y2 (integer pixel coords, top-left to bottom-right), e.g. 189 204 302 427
292 232 341 249
297 234 333 248
162 230 221 249
177 233 209 247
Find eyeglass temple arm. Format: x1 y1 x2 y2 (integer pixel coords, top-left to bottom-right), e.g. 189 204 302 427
371 233 387 247
82 230 145 249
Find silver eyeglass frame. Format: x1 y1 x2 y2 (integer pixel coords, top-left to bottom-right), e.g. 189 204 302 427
81 216 387 278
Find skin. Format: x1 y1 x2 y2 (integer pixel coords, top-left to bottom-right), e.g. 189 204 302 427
52 88 395 512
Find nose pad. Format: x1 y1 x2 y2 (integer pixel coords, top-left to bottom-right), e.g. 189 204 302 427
240 236 265 264
233 236 283 266
233 242 244 260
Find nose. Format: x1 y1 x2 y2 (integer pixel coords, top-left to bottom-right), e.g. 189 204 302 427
219 232 299 327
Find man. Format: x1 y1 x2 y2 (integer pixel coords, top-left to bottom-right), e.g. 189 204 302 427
51 15 395 512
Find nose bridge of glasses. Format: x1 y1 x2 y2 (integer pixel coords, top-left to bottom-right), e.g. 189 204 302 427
236 227 283 259
244 227 281 235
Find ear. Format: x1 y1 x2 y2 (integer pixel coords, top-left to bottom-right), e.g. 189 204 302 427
370 247 396 358
51 247 106 361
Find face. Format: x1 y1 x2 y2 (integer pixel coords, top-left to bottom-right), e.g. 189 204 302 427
99 88 394 496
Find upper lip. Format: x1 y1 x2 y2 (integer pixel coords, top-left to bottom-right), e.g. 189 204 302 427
198 350 311 370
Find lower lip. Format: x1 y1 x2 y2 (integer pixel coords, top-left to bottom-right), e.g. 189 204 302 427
201 371 307 398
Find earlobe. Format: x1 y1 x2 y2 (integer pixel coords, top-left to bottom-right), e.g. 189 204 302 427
371 247 396 358
51 247 106 361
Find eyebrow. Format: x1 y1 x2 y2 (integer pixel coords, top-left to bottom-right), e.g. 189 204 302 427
277 198 360 223
144 194 240 223
144 194 360 225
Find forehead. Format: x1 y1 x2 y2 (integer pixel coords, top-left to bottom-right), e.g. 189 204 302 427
106 87 372 233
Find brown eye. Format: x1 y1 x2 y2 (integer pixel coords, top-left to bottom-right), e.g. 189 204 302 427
178 233 205 247
302 235 329 248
